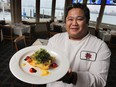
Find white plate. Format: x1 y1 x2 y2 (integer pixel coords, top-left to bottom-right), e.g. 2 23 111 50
9 46 69 84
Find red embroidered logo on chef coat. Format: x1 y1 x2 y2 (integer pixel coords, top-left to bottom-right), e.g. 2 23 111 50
80 51 97 61
85 53 92 59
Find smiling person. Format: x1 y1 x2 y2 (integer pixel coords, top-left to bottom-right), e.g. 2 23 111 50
47 3 111 87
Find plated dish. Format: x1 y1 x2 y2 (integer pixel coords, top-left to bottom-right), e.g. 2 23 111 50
9 46 69 84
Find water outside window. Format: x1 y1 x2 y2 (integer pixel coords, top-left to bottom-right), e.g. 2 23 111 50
1 0 116 25
102 5 116 25
0 0 11 22
40 0 52 22
87 0 116 26
55 0 65 21
87 5 100 22
21 0 36 22
21 0 64 22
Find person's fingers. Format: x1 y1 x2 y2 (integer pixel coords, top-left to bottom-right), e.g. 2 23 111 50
68 68 72 73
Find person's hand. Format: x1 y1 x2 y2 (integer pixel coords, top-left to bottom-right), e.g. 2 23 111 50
58 70 77 85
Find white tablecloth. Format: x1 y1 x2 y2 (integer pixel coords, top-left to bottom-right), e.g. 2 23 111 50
50 22 66 32
102 32 111 41
110 30 116 35
13 25 30 36
98 30 111 41
32 39 48 46
1 24 30 41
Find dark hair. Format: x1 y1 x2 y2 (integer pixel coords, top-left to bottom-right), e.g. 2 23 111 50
65 3 90 24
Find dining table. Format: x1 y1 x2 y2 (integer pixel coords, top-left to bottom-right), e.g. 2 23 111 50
12 23 30 36
98 29 116 42
3 23 30 36
50 22 66 32
0 24 30 41
32 38 48 46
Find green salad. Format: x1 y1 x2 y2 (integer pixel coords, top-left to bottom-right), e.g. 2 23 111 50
31 48 55 63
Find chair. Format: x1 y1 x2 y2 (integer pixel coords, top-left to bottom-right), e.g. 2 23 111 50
108 35 116 49
47 22 62 37
0 28 1 41
14 36 26 51
88 26 96 36
22 21 30 25
23 24 36 43
103 28 108 31
0 25 18 47
34 22 49 39
0 20 6 25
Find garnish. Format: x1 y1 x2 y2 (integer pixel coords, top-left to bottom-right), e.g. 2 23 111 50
33 48 53 63
24 56 32 62
51 63 58 68
29 68 37 73
24 48 58 76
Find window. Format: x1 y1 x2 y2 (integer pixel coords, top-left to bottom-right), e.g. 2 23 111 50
40 0 52 22
102 5 116 25
86 0 101 27
55 0 65 21
101 0 116 26
21 0 36 22
0 0 11 22
87 4 100 22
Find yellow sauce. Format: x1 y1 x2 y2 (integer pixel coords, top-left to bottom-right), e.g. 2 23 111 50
29 59 50 70
28 59 51 76
21 63 26 66
41 69 50 76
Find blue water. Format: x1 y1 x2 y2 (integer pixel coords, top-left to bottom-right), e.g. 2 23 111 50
90 13 116 25
1 7 116 25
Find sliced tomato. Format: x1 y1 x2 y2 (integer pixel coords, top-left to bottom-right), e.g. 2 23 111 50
24 56 32 62
51 63 58 68
29 68 37 73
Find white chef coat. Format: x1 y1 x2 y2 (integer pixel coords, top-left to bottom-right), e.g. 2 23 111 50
46 32 111 87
